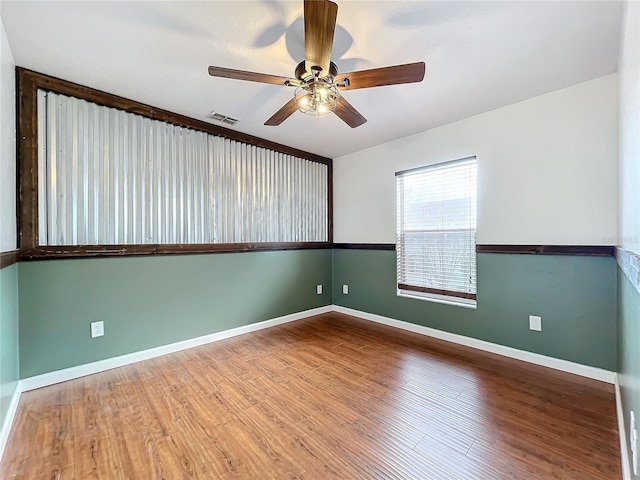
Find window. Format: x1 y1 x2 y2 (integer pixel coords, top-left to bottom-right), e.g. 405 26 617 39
396 156 477 306
17 69 331 258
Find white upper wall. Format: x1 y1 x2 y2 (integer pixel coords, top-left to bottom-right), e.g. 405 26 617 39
618 1 640 255
0 1 623 159
334 74 618 245
0 13 16 252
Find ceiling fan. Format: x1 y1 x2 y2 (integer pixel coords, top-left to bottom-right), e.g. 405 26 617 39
208 0 426 128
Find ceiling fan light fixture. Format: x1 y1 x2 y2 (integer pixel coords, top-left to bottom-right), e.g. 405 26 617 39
294 81 339 116
207 1 425 128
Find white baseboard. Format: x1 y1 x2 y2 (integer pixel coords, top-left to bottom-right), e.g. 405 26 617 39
20 305 332 392
332 305 616 384
2 304 623 467
615 374 633 480
0 380 23 462
21 303 616 392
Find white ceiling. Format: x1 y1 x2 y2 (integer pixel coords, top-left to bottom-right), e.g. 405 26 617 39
0 1 623 159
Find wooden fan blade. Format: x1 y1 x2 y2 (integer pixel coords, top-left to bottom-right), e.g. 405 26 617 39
208 66 298 87
335 62 426 91
334 96 367 128
304 0 338 78
264 98 299 126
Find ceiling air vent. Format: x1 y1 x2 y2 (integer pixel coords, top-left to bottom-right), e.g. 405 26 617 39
208 111 239 126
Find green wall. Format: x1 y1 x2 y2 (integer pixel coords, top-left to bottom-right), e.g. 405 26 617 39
618 266 640 474
332 249 617 370
0 263 19 426
16 248 619 378
18 249 332 377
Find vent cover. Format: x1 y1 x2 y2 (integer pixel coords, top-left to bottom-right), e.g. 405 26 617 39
209 111 240 126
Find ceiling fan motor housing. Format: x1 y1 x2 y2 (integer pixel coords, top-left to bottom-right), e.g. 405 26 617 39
295 61 338 82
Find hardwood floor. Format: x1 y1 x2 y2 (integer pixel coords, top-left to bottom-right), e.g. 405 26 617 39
1 312 622 479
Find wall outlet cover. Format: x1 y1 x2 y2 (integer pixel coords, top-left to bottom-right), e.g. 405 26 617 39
316 284 322 295
343 284 349 295
529 315 542 331
91 321 104 338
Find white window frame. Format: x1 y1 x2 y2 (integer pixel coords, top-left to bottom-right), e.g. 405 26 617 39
396 156 477 308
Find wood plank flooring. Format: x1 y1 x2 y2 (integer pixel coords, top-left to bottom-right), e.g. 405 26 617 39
1 312 622 479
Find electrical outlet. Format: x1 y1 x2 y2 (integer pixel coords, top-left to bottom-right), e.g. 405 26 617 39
631 410 638 476
529 315 542 331
316 284 322 295
90 321 104 338
343 284 349 295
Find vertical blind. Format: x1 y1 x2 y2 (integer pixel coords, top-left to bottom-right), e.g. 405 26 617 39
37 90 328 246
396 157 477 300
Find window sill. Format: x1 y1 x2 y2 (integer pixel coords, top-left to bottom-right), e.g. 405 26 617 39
397 289 477 309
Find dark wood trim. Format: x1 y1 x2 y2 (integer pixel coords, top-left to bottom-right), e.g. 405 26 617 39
334 243 614 256
328 164 333 243
17 67 39 257
19 242 332 260
16 68 334 260
398 283 476 300
476 245 615 257
333 243 396 250
0 250 19 269
17 68 332 166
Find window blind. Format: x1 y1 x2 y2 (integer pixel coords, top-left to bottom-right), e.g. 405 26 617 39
396 157 477 300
